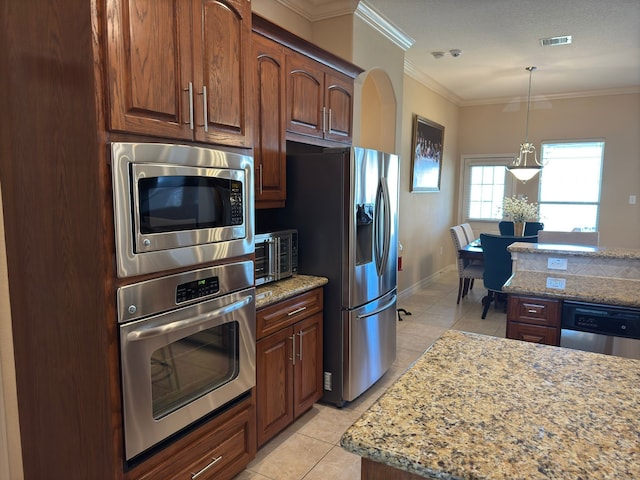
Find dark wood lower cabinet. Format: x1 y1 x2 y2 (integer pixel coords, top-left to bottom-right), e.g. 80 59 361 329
125 393 256 480
361 458 424 480
506 295 561 346
256 288 324 447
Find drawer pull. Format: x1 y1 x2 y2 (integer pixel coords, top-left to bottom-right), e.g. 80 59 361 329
191 455 222 479
287 306 307 316
527 309 538 313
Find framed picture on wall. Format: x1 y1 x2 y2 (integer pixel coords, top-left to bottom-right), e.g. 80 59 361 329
410 114 444 192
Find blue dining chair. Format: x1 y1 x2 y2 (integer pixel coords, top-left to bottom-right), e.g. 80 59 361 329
499 221 544 237
479 233 538 319
498 221 514 235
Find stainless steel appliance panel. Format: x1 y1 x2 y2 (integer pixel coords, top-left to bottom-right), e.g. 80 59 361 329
276 147 399 405
111 142 254 277
349 147 398 308
561 301 640 359
118 262 256 460
254 229 298 286
560 330 640 359
343 289 397 401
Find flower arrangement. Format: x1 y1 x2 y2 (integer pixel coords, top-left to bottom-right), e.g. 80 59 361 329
501 196 539 223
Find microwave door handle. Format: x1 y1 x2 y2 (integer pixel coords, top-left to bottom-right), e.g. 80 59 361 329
126 295 253 341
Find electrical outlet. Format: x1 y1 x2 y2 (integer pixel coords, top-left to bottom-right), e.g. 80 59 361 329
440 245 444 255
630 195 637 205
323 372 332 391
546 277 566 289
547 257 568 270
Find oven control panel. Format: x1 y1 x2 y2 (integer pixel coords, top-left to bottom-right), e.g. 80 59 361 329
176 276 220 303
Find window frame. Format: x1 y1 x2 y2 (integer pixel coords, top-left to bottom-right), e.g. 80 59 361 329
458 154 518 225
537 140 605 232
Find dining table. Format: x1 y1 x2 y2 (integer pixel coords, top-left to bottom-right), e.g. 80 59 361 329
458 237 483 262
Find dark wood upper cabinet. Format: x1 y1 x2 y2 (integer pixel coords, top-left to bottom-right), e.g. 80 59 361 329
106 0 252 148
253 13 363 148
286 46 354 144
253 32 287 207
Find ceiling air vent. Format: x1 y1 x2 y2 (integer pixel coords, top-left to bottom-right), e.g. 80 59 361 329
540 35 572 47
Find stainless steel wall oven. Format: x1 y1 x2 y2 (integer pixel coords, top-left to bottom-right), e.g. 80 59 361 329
117 261 256 461
111 142 254 278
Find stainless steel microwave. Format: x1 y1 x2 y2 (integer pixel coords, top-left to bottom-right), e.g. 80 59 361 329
111 142 254 277
255 229 298 285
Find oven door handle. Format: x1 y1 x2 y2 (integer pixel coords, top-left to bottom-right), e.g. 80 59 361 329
126 295 253 341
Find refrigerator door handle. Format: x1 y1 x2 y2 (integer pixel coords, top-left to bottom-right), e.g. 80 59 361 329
373 178 391 276
356 294 397 320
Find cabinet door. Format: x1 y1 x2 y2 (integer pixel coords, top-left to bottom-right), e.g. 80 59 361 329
286 53 325 139
293 313 323 418
253 33 287 206
192 0 252 147
324 70 354 144
256 327 294 447
106 0 193 139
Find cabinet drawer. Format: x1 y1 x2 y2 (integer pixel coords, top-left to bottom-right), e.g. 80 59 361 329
507 296 561 327
257 288 323 339
132 396 255 480
506 322 559 346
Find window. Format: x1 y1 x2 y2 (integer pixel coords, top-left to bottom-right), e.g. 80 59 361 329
538 141 604 231
461 155 516 222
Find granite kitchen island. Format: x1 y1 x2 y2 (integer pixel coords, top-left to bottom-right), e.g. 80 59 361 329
340 330 640 479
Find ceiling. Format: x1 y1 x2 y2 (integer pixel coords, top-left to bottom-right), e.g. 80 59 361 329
275 0 640 106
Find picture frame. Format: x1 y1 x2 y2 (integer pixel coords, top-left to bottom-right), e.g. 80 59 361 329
410 114 444 192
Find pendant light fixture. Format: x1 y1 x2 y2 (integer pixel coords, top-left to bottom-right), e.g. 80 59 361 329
508 66 544 182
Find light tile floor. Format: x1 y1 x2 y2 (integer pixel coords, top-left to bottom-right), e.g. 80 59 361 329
237 269 506 480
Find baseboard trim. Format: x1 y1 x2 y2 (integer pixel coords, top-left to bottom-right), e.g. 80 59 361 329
398 264 456 299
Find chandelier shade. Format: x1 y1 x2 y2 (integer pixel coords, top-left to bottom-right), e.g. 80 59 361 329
508 66 544 182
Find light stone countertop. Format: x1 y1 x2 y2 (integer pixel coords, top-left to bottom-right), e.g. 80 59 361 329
504 242 640 307
340 330 640 480
508 243 640 259
255 274 328 309
503 271 640 308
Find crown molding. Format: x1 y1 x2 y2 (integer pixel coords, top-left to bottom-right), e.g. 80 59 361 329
404 58 462 106
355 1 414 51
274 0 360 21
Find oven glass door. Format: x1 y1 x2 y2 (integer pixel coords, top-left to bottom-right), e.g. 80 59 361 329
120 287 255 461
151 322 239 419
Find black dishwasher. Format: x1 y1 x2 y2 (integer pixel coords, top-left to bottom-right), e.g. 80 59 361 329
561 301 640 359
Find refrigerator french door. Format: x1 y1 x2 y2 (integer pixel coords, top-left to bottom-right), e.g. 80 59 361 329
277 146 399 406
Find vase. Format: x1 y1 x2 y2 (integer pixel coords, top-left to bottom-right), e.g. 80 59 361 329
514 221 525 236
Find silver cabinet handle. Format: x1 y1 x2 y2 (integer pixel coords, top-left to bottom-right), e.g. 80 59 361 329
201 86 208 132
287 306 307 316
327 108 332 133
184 82 194 130
191 455 222 479
290 334 296 365
297 331 304 360
527 309 538 313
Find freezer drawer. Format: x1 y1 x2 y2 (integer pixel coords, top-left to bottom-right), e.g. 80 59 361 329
343 290 397 402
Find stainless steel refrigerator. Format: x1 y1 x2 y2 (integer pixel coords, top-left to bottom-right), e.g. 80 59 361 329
278 147 399 406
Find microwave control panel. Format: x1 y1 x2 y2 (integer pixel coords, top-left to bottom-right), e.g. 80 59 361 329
176 276 220 303
230 180 244 225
